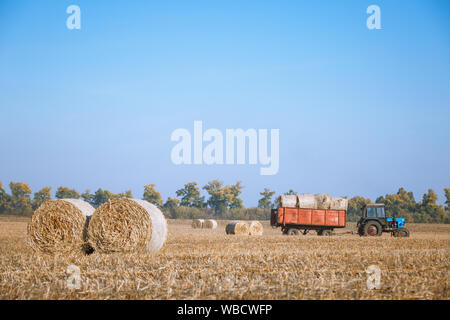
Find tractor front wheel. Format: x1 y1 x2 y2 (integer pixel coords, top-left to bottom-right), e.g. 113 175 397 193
363 221 382 237
394 228 410 238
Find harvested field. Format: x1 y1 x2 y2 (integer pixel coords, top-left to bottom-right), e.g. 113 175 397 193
0 215 448 299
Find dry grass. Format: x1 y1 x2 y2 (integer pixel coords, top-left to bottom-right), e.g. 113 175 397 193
0 216 448 299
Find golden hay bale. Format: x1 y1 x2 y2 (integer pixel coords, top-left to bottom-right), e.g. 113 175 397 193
27 199 94 254
204 219 217 229
87 198 167 254
192 219 204 229
315 193 331 209
249 221 263 235
225 221 249 235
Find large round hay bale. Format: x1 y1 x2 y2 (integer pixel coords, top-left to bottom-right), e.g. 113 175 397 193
315 194 331 209
192 219 204 229
225 221 249 235
204 219 217 229
297 193 317 209
330 197 348 210
279 195 297 208
27 199 94 254
87 198 167 254
249 221 263 235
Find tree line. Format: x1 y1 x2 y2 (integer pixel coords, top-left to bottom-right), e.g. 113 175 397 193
0 181 449 223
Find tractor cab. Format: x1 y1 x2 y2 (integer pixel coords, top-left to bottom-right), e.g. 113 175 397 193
357 203 409 237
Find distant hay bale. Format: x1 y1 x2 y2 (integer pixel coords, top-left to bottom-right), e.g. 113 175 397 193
87 198 167 254
225 221 249 235
249 221 263 235
315 193 331 209
204 219 217 229
192 219 204 229
27 199 94 254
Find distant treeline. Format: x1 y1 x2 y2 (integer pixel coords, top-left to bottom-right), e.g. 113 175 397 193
0 181 449 223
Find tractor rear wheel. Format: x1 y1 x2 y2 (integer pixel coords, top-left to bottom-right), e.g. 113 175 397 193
287 228 299 236
363 221 382 236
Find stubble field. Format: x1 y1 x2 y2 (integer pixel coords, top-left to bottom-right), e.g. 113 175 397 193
0 215 448 299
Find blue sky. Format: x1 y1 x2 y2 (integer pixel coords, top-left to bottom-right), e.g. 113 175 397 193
1 0 449 206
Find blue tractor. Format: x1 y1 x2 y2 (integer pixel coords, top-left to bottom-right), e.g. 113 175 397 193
357 203 410 237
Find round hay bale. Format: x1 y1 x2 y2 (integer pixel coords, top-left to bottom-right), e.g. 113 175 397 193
249 221 263 235
225 221 249 235
87 198 167 254
204 219 217 229
27 199 94 254
297 193 317 209
192 219 204 229
279 195 297 208
330 197 348 211
315 194 331 209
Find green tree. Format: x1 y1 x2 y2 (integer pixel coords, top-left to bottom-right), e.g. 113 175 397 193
143 184 163 207
284 189 296 195
225 181 244 209
203 180 228 215
164 197 179 209
92 188 116 207
55 186 80 199
176 182 205 207
445 188 450 213
258 188 275 208
376 188 418 222
32 187 52 210
9 182 33 216
118 190 133 198
347 196 372 221
0 182 11 214
81 189 95 206
418 189 447 223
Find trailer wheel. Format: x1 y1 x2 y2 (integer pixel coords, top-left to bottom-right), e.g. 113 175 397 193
363 221 382 237
317 230 323 236
322 230 333 236
287 228 299 236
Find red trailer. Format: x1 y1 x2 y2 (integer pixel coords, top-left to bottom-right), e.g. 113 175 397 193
270 207 347 235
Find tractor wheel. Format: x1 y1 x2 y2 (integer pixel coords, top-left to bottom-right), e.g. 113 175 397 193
322 230 333 236
287 228 299 236
363 221 382 237
396 228 410 238
357 225 365 236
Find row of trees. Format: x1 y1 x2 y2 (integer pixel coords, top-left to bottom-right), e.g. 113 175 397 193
0 181 449 223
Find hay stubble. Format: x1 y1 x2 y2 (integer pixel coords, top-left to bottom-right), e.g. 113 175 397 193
1 217 449 299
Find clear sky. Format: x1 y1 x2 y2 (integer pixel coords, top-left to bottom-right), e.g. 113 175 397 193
1 0 449 206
